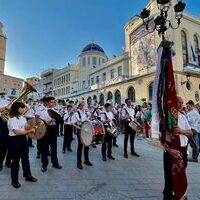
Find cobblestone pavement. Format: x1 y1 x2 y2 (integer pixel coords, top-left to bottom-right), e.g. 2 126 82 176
0 135 199 200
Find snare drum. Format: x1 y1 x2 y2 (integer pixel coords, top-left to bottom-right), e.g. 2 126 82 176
129 121 139 132
80 120 105 146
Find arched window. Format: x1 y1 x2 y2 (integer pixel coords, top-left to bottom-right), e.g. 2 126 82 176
149 82 154 101
99 93 104 106
87 96 92 104
115 90 121 104
194 35 200 65
127 87 135 102
181 30 188 65
107 91 113 100
93 95 97 103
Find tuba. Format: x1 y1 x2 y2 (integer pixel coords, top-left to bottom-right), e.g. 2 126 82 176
1 82 37 122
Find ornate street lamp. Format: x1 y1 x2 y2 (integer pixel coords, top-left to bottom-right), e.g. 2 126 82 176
140 0 186 40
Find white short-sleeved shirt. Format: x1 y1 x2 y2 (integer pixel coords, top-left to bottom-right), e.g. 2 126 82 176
63 111 75 125
74 109 88 125
35 104 45 116
24 108 35 118
100 111 114 127
7 116 27 136
187 109 200 132
40 108 56 125
178 112 191 147
122 106 135 121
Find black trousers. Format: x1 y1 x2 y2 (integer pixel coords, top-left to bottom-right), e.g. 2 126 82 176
77 129 89 165
8 136 32 183
40 125 59 167
124 122 136 154
0 118 11 165
26 118 33 146
163 147 187 200
101 129 113 157
63 124 73 151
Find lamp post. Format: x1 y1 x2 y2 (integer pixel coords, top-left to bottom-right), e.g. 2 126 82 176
140 0 186 40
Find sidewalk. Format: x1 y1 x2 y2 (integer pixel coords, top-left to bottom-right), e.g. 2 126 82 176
0 135 199 200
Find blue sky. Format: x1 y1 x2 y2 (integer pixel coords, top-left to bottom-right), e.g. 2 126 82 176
0 0 199 79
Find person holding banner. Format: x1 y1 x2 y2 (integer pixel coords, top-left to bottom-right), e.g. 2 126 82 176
163 96 193 200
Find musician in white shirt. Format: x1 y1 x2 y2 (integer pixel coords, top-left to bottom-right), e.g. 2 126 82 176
24 98 35 148
7 102 37 188
100 103 115 161
186 100 200 162
122 98 139 159
62 105 75 153
73 100 93 170
34 97 46 159
0 93 11 171
163 96 193 199
39 97 62 172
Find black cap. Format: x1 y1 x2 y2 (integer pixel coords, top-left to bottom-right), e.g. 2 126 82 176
186 100 194 106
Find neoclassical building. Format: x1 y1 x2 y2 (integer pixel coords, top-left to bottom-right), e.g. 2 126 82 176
51 0 200 105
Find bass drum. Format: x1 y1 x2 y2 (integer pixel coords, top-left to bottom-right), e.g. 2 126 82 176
80 120 105 146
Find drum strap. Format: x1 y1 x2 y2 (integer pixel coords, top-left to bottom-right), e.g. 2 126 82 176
77 111 82 121
124 108 133 122
104 112 111 128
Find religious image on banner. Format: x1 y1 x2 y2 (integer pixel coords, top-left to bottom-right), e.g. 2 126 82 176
130 22 157 72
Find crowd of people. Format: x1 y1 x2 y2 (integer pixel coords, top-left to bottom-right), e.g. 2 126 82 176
0 93 200 194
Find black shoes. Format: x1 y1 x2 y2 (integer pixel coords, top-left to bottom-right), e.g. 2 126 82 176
67 148 72 152
77 163 83 170
84 161 93 166
92 144 97 148
107 155 115 160
62 150 66 154
188 158 198 163
41 166 47 172
25 176 37 182
131 152 140 157
124 154 128 159
52 164 62 169
113 143 118 147
12 182 21 189
29 144 34 148
36 154 40 159
102 157 107 162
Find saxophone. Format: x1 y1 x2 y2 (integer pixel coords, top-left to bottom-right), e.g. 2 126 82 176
1 82 37 122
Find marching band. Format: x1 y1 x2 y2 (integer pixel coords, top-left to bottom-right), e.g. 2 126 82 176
0 92 143 187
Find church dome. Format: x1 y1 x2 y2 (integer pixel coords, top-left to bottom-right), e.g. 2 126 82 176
82 43 105 53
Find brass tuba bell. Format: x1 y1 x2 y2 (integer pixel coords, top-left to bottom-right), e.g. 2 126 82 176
0 82 37 122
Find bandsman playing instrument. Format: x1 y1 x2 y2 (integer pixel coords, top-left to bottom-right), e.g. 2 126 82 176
73 100 93 170
100 103 115 162
63 105 74 153
7 102 37 189
0 93 11 171
39 97 62 172
35 97 46 159
24 98 35 147
122 98 140 159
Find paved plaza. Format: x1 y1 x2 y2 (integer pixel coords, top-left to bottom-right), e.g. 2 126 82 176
0 135 199 200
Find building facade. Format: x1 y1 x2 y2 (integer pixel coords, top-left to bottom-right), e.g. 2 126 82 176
0 74 23 97
37 0 200 105
53 64 79 99
41 68 57 96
